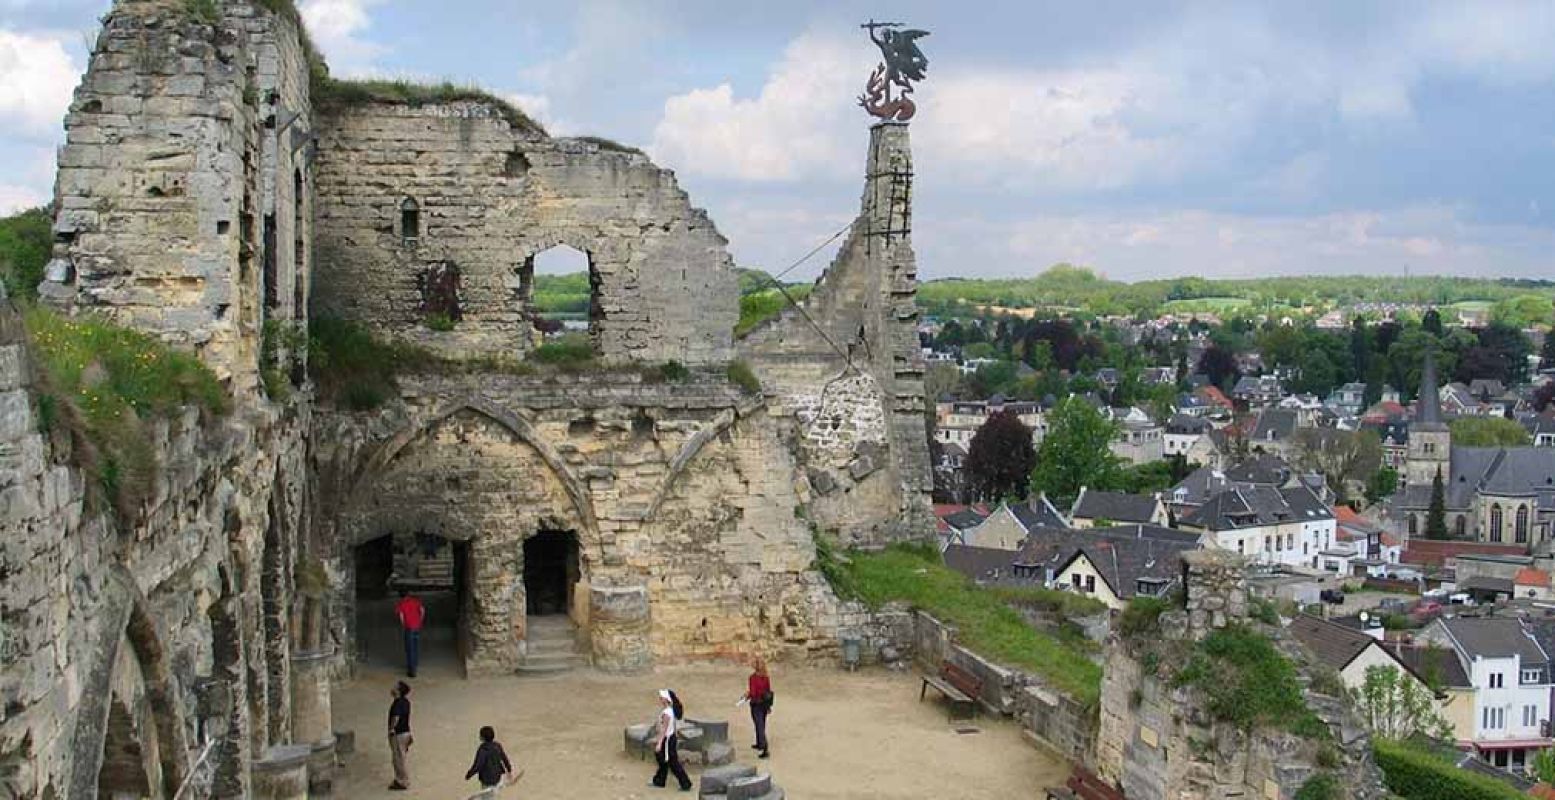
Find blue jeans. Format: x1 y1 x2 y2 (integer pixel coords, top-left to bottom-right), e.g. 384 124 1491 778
403 630 420 676
751 704 770 750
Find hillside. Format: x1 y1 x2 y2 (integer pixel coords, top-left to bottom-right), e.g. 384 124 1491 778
920 265 1555 325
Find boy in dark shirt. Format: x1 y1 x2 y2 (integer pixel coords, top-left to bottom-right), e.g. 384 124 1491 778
387 681 413 790
465 725 517 791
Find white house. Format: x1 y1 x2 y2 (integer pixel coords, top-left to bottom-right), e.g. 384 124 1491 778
1418 615 1554 775
1176 484 1336 569
1288 614 1430 693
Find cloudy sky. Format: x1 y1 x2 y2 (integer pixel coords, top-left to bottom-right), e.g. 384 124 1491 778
4 1 1555 282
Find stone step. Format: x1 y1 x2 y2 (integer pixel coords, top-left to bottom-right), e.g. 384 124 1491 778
515 651 586 675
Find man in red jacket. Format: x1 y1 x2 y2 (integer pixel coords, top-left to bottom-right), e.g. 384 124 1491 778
394 589 425 678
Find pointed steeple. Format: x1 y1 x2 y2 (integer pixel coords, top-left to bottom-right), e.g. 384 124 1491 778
1415 348 1446 430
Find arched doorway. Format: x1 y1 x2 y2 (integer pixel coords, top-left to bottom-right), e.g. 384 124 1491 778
353 531 472 676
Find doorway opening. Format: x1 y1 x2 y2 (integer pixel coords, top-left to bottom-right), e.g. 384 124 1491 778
354 532 470 676
523 530 580 617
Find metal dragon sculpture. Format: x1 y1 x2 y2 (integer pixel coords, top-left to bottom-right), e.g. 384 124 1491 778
859 20 930 122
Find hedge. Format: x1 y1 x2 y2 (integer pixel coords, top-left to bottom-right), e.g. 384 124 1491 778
1372 739 1525 800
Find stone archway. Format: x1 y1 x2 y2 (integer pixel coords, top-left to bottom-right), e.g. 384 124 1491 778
338 405 597 676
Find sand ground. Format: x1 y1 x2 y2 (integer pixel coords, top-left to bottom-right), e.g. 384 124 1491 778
331 661 1070 799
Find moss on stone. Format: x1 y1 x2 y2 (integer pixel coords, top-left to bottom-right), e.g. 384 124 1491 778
313 78 547 135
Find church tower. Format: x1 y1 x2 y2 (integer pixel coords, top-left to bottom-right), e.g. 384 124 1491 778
1406 350 1451 486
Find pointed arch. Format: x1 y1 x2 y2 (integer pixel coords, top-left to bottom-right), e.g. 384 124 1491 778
347 399 599 557
642 408 741 521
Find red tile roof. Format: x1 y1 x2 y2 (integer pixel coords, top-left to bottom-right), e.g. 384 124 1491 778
1515 567 1550 587
1401 539 1529 568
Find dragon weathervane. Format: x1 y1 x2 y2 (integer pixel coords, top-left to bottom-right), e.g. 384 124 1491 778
859 20 930 122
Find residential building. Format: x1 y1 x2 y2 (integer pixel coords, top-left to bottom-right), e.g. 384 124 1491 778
1112 419 1166 464
1009 524 1202 610
1288 614 1430 692
1326 382 1368 417
1070 489 1170 529
1248 407 1300 458
1417 616 1554 774
934 396 1047 449
1177 484 1336 569
950 495 1069 551
1232 375 1284 409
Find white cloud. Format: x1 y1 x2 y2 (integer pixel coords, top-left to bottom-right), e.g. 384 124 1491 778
929 206 1554 282
299 0 386 75
0 182 48 215
650 33 871 181
0 29 78 138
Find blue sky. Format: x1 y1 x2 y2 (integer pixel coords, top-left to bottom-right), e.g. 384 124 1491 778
3 1 1555 282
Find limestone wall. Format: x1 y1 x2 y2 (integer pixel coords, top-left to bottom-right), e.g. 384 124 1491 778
41 0 313 393
311 104 737 364
739 123 933 546
0 300 320 799
313 372 847 674
1095 551 1388 800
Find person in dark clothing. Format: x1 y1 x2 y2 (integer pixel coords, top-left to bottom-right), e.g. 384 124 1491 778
464 725 515 790
649 689 692 791
387 681 413 791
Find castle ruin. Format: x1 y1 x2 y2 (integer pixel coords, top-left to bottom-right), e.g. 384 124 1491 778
0 1 932 796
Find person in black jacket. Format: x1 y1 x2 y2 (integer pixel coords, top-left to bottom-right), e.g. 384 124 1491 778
464 726 515 791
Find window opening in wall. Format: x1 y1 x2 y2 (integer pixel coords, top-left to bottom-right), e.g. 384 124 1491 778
400 198 420 246
291 171 307 384
262 214 278 311
1491 504 1504 543
519 244 601 350
1517 506 1529 543
416 262 462 330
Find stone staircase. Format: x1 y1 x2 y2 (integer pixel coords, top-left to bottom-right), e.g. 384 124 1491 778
516 615 587 675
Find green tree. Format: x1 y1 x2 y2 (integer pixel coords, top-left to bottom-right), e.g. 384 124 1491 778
1365 467 1399 505
0 207 52 301
1532 748 1555 785
1029 396 1124 507
965 410 1035 502
1449 416 1531 447
1358 665 1451 740
1291 428 1381 506
1426 469 1447 540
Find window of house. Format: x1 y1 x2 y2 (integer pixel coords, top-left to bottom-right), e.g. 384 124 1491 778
1491 505 1504 542
1491 673 1505 689
1084 575 1096 593
1408 514 1417 535
1071 574 1082 589
400 198 420 245
1455 516 1467 537
1424 442 1435 455
1484 707 1505 729
1523 669 1542 684
1525 705 1539 726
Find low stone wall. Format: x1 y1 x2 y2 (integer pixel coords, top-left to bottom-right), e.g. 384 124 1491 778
911 612 1096 760
832 601 914 667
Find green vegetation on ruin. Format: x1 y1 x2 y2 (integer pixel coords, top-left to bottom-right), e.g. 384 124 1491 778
830 543 1103 705
736 285 815 337
1171 625 1329 739
570 136 645 156
311 78 546 135
726 359 761 395
24 306 229 519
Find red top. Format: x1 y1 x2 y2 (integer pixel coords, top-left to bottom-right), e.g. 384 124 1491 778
395 596 425 632
748 673 771 701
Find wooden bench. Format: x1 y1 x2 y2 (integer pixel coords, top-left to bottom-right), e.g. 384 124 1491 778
919 661 982 720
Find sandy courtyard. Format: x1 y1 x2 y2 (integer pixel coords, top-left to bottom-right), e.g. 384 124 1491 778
330 662 1070 799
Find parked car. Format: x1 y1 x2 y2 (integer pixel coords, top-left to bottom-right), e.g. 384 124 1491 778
1320 589 1345 605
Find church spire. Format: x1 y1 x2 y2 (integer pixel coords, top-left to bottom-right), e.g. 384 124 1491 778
1415 348 1445 429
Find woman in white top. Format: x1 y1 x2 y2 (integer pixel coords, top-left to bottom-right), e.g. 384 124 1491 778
649 689 693 791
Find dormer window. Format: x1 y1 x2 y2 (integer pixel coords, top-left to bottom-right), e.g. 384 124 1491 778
400 197 420 245
1523 668 1543 684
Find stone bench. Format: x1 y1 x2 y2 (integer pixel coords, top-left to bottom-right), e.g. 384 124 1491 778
625 721 725 763
699 765 784 800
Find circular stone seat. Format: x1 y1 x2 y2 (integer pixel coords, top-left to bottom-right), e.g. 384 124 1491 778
701 741 735 766
624 723 655 759
699 763 757 797
727 773 773 800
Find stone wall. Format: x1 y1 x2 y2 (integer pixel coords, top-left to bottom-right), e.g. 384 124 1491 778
41 0 313 393
313 372 842 674
3 3 333 798
1095 550 1388 800
912 612 1097 762
311 103 737 365
738 124 933 547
